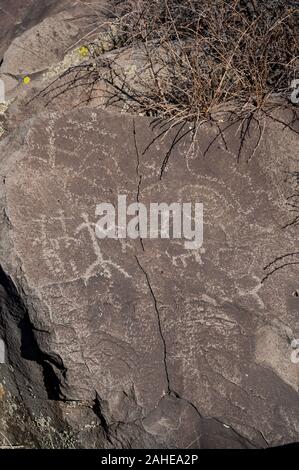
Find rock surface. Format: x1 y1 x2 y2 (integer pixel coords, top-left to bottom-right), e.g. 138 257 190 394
0 104 298 448
1 0 108 76
0 0 72 59
0 0 298 450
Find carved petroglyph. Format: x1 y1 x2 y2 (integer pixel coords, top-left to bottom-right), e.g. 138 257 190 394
32 211 79 278
75 212 131 283
2 107 299 448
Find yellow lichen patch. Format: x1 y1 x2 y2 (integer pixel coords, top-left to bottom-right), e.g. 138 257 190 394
42 29 121 83
23 76 31 85
78 46 89 57
43 48 84 81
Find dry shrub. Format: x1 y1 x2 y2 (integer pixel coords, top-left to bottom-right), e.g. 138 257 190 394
108 0 299 121
33 0 299 170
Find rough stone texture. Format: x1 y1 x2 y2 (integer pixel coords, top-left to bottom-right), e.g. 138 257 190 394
0 0 73 59
0 0 117 141
0 105 298 448
1 1 108 77
0 0 109 101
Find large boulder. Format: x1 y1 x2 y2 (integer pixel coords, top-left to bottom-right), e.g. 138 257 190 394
0 105 298 448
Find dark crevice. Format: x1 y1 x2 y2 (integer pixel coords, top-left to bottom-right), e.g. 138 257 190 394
134 259 263 448
93 392 113 445
210 416 260 449
173 390 260 449
135 256 171 393
133 119 145 251
0 264 66 400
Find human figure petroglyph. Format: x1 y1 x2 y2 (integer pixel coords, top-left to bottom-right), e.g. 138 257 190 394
75 212 131 284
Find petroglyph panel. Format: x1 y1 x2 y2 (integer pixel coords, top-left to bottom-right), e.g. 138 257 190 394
2 108 299 447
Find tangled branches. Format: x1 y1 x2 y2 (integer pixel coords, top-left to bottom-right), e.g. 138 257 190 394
30 1 299 174
110 0 299 121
